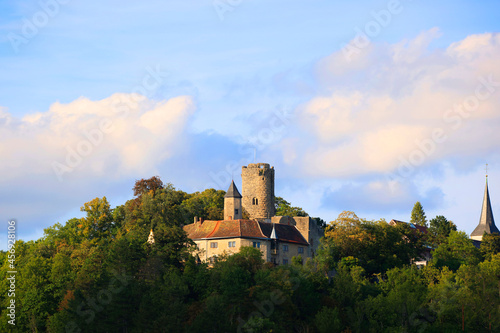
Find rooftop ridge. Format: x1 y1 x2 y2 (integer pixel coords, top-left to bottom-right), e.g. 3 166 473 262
205 220 221 238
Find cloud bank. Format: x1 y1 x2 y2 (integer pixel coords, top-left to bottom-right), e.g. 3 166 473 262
297 29 500 179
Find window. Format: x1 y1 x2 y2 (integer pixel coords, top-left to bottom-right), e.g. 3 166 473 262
253 241 261 248
210 242 218 248
252 197 258 205
283 259 289 265
298 247 304 254
283 244 289 252
228 241 236 248
271 257 277 264
235 209 239 215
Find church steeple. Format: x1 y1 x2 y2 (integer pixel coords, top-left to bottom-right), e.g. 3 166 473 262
471 175 500 241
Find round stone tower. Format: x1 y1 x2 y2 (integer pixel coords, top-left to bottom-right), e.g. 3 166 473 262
241 163 275 219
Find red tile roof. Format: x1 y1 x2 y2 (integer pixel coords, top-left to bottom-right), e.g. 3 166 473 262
183 219 308 245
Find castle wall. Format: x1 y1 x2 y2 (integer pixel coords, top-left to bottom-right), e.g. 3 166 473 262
193 238 270 263
293 216 323 258
271 216 324 258
193 237 309 266
242 163 275 219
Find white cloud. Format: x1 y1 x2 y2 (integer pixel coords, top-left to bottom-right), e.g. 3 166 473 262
297 30 500 178
0 93 196 182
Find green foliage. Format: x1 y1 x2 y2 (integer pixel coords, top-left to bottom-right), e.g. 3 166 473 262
3 178 498 332
312 217 327 229
79 196 115 242
429 215 457 246
431 230 482 271
480 232 500 260
315 306 343 333
292 255 303 266
275 196 308 217
181 188 225 221
320 211 426 275
411 201 428 227
364 267 430 332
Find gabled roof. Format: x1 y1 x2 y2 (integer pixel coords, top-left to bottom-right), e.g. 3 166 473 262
224 180 242 198
183 219 265 240
259 222 308 245
183 220 309 245
389 219 429 234
471 178 500 237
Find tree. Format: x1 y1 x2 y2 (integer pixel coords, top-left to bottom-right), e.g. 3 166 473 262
133 176 164 198
428 215 457 246
275 196 308 217
181 189 225 221
320 211 424 275
480 232 500 260
431 230 482 271
364 267 429 332
410 201 427 227
79 196 114 241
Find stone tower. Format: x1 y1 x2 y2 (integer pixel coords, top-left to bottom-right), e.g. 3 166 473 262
224 180 242 220
242 163 275 219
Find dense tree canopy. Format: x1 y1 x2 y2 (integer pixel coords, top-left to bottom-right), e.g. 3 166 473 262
428 215 457 246
320 211 427 275
431 230 482 271
1 177 498 332
480 232 500 260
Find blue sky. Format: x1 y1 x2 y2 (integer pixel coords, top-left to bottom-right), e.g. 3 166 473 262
2 0 500 248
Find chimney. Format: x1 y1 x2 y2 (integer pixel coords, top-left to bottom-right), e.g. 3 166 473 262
194 216 198 224
228 216 232 220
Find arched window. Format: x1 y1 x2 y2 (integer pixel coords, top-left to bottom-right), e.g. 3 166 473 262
252 197 259 205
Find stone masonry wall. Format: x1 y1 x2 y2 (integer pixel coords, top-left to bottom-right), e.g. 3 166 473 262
224 197 242 220
242 163 275 219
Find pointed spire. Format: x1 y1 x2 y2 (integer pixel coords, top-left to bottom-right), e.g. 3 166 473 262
224 180 242 198
471 175 500 240
270 223 277 240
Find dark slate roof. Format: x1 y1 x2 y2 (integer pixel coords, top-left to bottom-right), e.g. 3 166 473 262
390 219 429 234
471 179 500 237
183 220 308 245
259 222 309 245
224 180 242 198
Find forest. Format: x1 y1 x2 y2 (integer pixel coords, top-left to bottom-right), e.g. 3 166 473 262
1 176 499 332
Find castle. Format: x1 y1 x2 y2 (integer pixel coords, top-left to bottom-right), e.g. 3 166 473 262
183 163 324 265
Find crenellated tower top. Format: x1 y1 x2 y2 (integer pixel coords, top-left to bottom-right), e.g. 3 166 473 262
241 163 275 220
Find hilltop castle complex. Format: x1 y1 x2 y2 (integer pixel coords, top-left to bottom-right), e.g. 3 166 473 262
183 163 324 265
178 163 498 266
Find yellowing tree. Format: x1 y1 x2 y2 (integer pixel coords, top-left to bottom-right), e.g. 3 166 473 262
79 196 113 241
